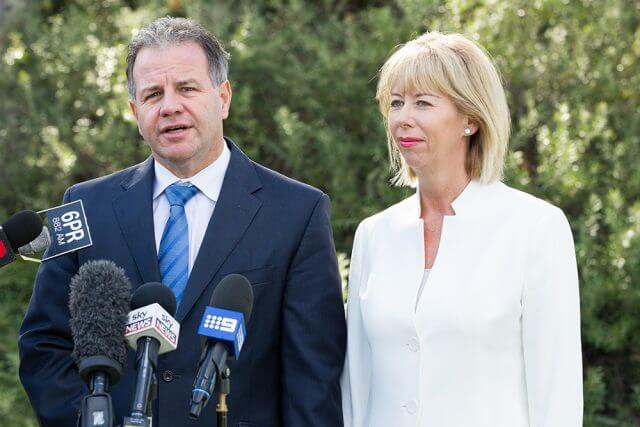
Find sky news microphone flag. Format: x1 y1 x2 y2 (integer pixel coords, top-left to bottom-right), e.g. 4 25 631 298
124 282 179 427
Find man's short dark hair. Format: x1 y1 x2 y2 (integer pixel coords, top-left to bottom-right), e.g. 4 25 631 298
126 17 230 100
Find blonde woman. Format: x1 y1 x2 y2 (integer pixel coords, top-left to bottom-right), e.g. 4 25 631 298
341 32 582 427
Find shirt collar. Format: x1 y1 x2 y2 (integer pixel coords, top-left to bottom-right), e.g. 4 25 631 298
450 179 483 214
153 141 231 202
412 179 496 217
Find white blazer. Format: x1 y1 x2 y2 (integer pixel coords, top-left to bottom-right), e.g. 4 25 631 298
341 180 582 427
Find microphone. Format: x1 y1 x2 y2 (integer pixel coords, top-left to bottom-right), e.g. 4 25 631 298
69 260 132 427
19 226 51 255
0 210 43 268
123 283 179 427
189 274 254 419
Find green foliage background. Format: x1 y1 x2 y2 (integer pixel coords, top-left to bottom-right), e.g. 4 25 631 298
1 0 638 425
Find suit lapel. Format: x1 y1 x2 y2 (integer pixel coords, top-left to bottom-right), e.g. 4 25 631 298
112 157 161 287
176 139 262 321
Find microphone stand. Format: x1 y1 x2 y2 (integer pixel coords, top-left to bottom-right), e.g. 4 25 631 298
77 356 121 427
78 372 115 427
123 337 160 427
189 344 228 419
121 376 156 427
216 368 231 427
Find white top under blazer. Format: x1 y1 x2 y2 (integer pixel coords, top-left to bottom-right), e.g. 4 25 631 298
341 180 583 427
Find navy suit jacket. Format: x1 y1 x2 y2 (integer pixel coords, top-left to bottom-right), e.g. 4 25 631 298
18 138 346 427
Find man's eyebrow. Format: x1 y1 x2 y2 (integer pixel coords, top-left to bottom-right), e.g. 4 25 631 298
140 84 161 94
176 79 200 86
140 84 162 95
138 79 203 98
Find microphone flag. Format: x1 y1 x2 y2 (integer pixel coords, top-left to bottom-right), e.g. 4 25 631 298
125 303 179 355
197 307 246 358
0 227 16 268
39 200 93 260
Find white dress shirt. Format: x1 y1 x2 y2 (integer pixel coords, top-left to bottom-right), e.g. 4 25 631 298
152 142 230 274
341 180 583 427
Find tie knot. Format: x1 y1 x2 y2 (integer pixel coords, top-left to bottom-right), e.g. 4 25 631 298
165 182 199 207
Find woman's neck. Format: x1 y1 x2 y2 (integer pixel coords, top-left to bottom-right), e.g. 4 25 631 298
416 168 470 216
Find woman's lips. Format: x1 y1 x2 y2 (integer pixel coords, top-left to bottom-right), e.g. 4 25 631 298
399 137 423 148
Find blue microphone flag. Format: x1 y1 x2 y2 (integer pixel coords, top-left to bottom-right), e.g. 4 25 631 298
197 307 246 358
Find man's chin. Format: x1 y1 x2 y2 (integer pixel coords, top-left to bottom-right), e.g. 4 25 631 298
152 141 196 160
152 150 196 168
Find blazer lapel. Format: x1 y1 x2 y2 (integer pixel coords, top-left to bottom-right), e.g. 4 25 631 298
112 157 161 287
392 195 425 311
176 139 262 321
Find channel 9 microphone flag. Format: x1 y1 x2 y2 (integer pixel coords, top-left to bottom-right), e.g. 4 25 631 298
39 200 93 260
190 274 253 419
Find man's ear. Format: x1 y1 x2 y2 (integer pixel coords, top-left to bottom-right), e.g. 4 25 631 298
129 99 138 120
128 99 143 137
219 80 232 119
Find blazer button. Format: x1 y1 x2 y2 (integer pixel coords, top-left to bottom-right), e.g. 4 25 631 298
162 370 174 382
404 400 418 414
408 336 419 352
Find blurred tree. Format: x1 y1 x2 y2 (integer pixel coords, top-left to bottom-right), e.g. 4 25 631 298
1 0 638 425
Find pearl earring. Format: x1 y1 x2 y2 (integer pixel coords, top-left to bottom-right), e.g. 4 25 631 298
464 127 472 136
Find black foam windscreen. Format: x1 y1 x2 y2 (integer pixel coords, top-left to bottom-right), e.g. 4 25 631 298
210 274 254 323
130 282 177 316
2 210 42 249
69 260 132 368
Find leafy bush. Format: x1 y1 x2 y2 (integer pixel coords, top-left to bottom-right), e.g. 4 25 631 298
1 0 638 425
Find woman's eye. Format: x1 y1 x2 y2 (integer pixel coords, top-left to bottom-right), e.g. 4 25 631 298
390 99 403 108
417 100 432 107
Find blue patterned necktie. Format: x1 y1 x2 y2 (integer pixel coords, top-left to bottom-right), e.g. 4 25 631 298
158 182 199 306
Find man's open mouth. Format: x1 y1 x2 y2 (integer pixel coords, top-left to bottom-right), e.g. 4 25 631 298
163 125 190 133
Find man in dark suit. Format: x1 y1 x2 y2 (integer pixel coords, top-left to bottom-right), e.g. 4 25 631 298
18 17 346 427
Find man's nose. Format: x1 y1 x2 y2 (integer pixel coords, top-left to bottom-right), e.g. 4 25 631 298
159 90 183 116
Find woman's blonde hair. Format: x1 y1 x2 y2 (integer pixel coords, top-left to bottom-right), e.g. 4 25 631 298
376 31 510 186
